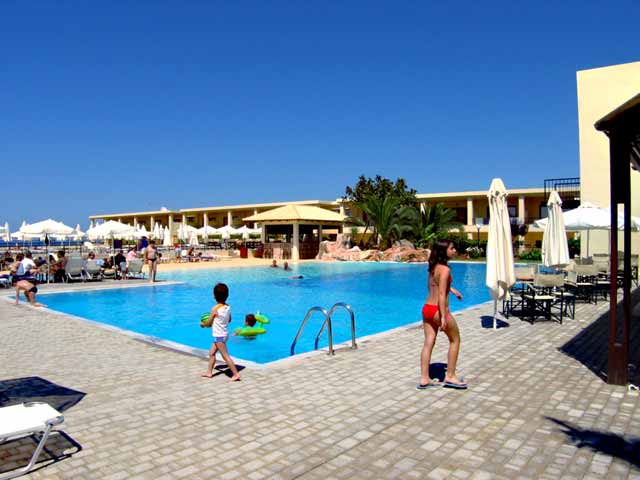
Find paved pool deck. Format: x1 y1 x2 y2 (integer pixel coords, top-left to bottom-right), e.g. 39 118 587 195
1 280 639 479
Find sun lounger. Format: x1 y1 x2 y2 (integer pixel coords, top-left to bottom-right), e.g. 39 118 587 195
84 260 103 281
65 257 85 282
0 402 64 480
127 259 145 279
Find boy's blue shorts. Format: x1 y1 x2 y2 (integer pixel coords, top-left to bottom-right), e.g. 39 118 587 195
213 336 228 343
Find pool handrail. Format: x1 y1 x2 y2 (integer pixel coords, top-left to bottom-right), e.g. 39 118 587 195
313 303 357 352
290 306 332 356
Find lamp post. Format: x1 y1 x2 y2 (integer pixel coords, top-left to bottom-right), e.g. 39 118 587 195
475 223 482 248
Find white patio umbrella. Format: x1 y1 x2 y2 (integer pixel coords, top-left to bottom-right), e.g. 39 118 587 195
534 202 640 256
217 225 237 240
197 225 219 237
138 224 149 238
485 178 516 330
236 225 252 240
541 191 570 268
163 226 172 247
12 221 34 242
21 219 74 283
152 223 161 240
86 221 137 267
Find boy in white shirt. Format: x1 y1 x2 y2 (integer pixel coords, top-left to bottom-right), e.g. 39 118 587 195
201 283 241 381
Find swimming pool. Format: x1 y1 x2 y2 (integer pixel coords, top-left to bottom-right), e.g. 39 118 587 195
40 262 491 364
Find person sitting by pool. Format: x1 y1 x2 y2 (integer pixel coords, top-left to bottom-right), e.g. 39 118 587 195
51 250 67 283
270 259 278 268
114 250 127 279
126 247 138 262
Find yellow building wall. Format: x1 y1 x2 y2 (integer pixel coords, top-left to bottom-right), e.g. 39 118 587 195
577 61 640 256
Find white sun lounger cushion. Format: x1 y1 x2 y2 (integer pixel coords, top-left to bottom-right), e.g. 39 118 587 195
0 402 64 480
0 402 63 441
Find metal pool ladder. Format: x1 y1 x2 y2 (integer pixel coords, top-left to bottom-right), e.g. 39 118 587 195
290 302 357 356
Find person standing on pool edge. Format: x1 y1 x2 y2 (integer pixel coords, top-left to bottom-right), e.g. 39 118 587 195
201 283 241 381
144 240 159 283
418 239 467 390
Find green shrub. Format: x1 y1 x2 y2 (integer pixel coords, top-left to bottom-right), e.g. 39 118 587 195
519 249 542 261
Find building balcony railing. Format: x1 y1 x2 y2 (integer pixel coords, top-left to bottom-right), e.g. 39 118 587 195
469 216 543 226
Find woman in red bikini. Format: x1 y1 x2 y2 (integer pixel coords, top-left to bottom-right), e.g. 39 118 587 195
418 239 467 390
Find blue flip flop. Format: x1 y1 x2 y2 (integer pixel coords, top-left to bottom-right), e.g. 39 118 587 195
443 380 468 390
416 382 439 390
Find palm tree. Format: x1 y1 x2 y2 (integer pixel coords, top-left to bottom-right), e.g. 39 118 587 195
357 196 417 249
413 203 462 248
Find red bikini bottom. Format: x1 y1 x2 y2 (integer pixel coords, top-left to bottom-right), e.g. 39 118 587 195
422 303 439 322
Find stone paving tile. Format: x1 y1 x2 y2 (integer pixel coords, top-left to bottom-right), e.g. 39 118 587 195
1 285 639 479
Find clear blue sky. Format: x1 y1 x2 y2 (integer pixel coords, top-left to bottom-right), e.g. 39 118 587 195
2 1 638 229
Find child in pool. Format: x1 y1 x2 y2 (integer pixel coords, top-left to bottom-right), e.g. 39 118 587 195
233 314 258 337
201 283 240 381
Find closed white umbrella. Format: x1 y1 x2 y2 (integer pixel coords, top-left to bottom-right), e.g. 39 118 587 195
153 223 161 240
1 222 9 242
73 224 85 238
541 191 570 268
163 226 172 247
138 225 149 238
485 178 515 330
189 231 200 246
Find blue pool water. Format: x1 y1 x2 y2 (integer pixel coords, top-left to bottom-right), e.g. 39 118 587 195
40 262 490 363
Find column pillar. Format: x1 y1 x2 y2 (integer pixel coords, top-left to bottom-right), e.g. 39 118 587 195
318 224 323 242
292 222 300 261
168 216 174 241
260 224 266 244
182 214 187 226
339 204 345 216
253 209 258 229
518 196 526 253
203 212 208 228
150 216 155 231
227 211 232 227
466 198 474 240
133 216 138 228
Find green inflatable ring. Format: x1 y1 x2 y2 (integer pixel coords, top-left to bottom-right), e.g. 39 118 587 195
254 313 270 325
200 312 211 327
235 326 267 337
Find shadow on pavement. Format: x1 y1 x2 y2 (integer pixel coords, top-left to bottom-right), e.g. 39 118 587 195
429 362 447 382
558 288 640 385
0 377 85 477
480 315 510 329
546 417 640 468
0 376 86 411
0 431 82 476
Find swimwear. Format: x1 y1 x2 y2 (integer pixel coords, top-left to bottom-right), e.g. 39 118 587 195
422 303 439 322
29 286 38 294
